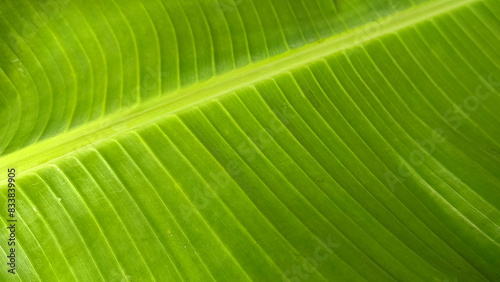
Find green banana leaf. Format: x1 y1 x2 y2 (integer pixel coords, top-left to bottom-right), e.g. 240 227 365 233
1 0 499 280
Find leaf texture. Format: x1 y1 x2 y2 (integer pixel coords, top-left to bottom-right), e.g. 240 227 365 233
0 0 500 281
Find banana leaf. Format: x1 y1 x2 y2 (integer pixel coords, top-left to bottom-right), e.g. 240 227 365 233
0 0 499 281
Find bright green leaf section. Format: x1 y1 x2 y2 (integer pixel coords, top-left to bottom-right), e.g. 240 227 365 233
0 0 413 155
1 0 500 281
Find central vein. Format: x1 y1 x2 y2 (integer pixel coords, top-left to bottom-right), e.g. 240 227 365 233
0 0 478 178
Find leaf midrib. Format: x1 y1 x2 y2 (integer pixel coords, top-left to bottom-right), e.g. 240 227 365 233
0 0 477 177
